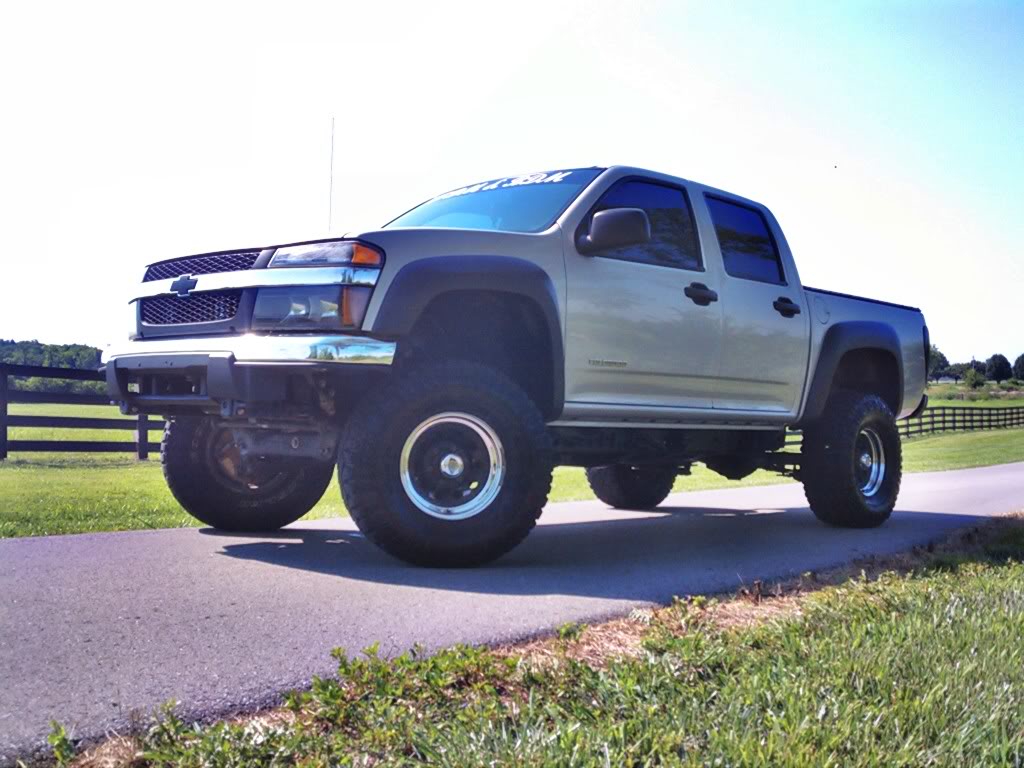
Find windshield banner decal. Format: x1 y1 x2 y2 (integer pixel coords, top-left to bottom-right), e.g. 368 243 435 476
432 170 576 201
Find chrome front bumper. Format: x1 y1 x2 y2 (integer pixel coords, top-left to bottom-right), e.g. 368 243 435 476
103 333 396 367
104 333 396 414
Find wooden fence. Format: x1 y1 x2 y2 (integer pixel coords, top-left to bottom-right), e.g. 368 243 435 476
785 404 1024 446
2 363 1023 459
896 405 1024 438
0 363 158 460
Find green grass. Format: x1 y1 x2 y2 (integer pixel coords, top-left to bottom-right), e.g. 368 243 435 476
902 428 1024 472
55 522 1024 766
926 398 1023 409
926 381 1024 407
2 403 1023 538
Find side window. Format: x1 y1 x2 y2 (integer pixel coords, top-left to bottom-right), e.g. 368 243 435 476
705 196 785 284
589 180 702 271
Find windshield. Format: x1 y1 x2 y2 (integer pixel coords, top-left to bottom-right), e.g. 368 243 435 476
385 168 603 233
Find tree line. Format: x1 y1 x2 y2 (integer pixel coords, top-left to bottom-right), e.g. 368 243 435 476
928 346 1024 388
0 339 105 394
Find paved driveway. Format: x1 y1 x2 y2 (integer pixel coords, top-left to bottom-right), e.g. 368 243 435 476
2 462 1023 763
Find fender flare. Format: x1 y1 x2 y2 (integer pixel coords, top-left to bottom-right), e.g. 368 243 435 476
799 321 904 425
370 255 565 416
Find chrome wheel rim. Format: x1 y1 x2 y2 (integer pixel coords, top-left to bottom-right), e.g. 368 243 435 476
854 427 886 498
399 412 505 521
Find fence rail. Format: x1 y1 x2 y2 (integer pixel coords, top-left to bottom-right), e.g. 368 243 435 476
2 363 1023 459
785 404 1024 446
898 405 1024 437
0 363 158 460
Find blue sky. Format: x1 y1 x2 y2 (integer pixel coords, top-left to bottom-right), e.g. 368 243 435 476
0 0 1020 363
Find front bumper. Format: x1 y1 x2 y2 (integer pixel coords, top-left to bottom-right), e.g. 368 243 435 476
104 333 396 368
104 333 396 414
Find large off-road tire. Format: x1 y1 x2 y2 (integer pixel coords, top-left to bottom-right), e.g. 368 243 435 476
586 465 677 510
162 417 335 531
338 361 553 567
801 391 902 528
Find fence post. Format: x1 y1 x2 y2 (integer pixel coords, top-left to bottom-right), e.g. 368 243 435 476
0 365 7 461
136 413 149 460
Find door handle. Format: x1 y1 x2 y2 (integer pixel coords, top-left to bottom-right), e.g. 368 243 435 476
773 297 801 317
684 282 719 306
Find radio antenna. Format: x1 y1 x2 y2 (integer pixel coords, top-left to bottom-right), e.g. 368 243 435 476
328 115 335 233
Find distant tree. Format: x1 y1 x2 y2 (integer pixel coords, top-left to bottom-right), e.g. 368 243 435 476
928 345 949 380
985 354 1013 383
1014 354 1024 381
0 339 103 393
963 367 986 389
947 362 971 382
0 339 101 369
970 359 986 374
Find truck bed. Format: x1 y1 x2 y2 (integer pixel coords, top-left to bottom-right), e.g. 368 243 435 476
804 286 921 314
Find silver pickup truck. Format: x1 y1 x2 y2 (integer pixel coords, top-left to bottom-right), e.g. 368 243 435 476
105 166 929 566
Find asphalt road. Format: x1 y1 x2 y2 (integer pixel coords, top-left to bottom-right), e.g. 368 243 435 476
2 462 1023 763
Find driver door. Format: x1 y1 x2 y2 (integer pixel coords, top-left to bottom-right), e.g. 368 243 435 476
563 179 723 414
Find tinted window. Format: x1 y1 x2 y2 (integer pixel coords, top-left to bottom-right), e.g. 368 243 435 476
590 180 702 270
705 196 785 284
386 168 602 233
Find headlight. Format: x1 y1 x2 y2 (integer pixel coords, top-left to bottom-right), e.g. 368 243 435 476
252 286 372 331
269 240 383 268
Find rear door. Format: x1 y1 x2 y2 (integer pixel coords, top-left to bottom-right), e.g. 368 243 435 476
700 194 811 416
563 178 724 412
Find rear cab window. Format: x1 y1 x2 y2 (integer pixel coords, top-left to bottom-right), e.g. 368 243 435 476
705 196 785 284
585 180 702 271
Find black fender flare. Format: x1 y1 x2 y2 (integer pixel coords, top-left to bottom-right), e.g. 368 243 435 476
370 255 565 416
798 321 904 425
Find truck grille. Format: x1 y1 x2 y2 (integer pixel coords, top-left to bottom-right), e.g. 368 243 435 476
143 250 261 282
140 290 242 325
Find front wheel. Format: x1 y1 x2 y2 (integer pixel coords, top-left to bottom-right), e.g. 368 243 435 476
338 361 553 567
801 391 902 528
162 417 335 531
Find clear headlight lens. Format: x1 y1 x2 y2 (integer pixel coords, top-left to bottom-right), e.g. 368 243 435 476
252 286 372 331
268 240 383 268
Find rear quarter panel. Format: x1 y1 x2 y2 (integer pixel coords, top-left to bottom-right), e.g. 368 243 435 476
803 290 927 419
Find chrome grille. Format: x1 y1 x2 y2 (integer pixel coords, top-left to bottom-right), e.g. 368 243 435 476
143 250 261 282
140 290 242 325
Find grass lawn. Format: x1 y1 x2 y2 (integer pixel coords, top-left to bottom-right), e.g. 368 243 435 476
925 381 1024 408
926 398 1024 409
57 519 1024 766
2 403 1023 538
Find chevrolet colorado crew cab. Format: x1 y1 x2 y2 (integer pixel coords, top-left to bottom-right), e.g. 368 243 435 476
104 166 929 566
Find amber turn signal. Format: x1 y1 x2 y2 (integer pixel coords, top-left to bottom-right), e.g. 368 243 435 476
350 243 383 266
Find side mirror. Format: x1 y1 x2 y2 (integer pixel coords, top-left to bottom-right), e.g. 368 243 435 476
577 207 651 254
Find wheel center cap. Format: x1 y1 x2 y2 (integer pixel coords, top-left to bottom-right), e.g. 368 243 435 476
859 453 873 470
440 453 465 478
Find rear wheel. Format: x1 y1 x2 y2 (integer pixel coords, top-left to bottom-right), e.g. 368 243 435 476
586 465 677 510
339 361 553 567
162 417 334 531
801 391 902 528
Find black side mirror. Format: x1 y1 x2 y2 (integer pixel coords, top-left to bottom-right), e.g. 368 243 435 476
577 207 651 254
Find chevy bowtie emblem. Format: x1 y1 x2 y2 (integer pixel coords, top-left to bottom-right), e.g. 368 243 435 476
170 274 198 297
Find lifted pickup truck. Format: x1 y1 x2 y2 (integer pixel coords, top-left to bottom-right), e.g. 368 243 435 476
105 166 929 566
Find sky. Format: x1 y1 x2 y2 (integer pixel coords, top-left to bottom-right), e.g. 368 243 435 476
1 0 1021 363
